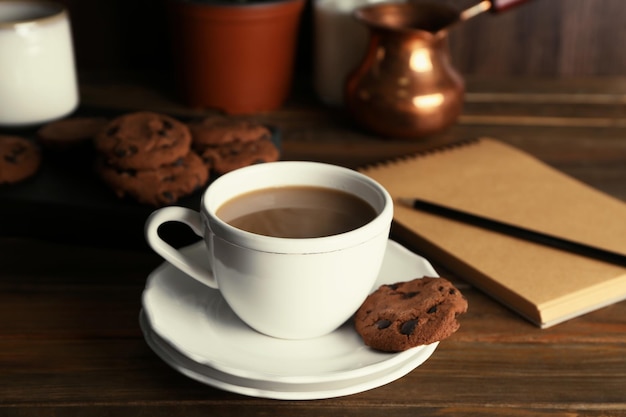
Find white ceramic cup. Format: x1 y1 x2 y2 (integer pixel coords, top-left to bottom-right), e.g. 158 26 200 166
0 1 78 127
145 161 393 339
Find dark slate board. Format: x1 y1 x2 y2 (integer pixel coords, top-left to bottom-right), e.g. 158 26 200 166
0 107 280 251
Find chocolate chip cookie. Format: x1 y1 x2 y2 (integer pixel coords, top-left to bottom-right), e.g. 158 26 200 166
37 117 109 149
94 111 192 170
355 277 468 352
96 151 209 206
0 135 42 184
188 115 278 174
197 137 279 174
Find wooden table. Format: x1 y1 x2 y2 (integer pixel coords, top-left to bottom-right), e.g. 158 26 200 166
1 76 625 416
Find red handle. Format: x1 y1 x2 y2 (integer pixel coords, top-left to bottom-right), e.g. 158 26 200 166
490 0 533 14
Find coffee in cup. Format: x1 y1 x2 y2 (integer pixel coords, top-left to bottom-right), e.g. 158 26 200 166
217 185 377 238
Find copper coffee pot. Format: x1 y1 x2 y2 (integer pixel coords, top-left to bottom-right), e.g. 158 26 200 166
345 0 533 139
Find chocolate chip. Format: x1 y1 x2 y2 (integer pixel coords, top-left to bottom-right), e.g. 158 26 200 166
449 289 456 295
5 144 26 163
114 145 137 157
402 291 420 299
387 284 399 290
400 319 417 335
115 145 139 158
4 144 26 164
376 319 391 329
162 191 175 202
202 155 216 165
162 119 173 130
427 305 438 314
113 166 137 177
106 126 119 136
158 129 169 137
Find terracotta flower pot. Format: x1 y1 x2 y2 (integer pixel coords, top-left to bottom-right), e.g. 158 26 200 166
168 0 306 114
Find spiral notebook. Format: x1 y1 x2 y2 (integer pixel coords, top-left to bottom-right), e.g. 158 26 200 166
360 138 626 328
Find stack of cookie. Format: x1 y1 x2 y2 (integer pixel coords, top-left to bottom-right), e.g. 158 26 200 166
2 111 279 206
188 115 279 175
93 111 209 207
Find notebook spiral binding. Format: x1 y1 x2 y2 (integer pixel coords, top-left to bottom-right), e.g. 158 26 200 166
358 138 481 172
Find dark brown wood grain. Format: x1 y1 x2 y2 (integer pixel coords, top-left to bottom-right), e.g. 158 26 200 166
448 0 626 77
1 76 626 416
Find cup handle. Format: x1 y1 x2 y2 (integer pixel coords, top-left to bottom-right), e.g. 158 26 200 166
144 206 218 289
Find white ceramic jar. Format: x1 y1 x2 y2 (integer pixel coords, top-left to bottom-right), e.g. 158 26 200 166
0 1 78 127
313 0 402 107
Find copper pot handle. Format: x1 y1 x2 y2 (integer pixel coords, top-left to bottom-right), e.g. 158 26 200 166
490 0 534 14
460 0 534 22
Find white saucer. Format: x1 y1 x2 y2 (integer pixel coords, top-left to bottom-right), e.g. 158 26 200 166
140 311 438 400
141 239 440 398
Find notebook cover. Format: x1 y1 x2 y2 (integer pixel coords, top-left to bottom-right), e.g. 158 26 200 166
360 138 626 327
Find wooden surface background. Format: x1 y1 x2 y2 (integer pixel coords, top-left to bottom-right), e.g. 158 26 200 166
58 0 626 77
2 1 625 415
2 76 626 416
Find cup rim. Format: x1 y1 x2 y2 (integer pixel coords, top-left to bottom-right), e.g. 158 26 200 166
201 161 393 254
0 1 66 28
